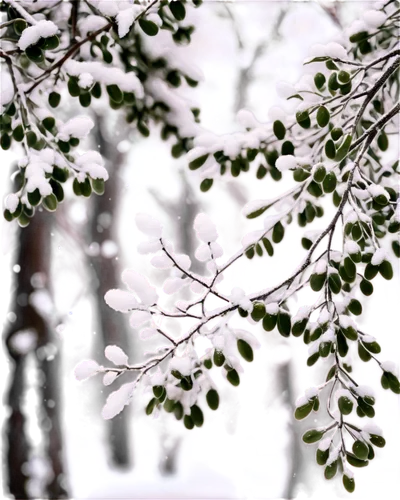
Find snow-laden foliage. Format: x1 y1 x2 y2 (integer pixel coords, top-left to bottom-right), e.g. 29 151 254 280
1 0 202 223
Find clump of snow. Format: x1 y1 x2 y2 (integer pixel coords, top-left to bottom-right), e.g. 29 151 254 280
116 5 141 37
66 60 144 96
305 387 318 399
345 240 360 255
104 289 138 313
318 437 331 451
356 385 375 398
74 359 102 381
4 193 19 213
78 73 94 89
325 42 347 60
163 277 188 295
105 345 129 366
293 306 311 323
58 116 94 141
18 20 58 50
1 71 14 109
194 213 218 243
170 356 192 376
363 423 383 436
275 155 297 172
138 239 162 254
129 310 151 328
139 327 157 340
363 10 386 28
151 254 173 269
276 81 295 99
135 213 163 239
237 109 259 129
314 259 327 275
121 269 158 306
102 382 136 420
381 361 397 375
103 372 119 386
371 248 387 266
195 244 211 262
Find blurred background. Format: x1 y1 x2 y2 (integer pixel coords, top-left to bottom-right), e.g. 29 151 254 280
1 1 399 499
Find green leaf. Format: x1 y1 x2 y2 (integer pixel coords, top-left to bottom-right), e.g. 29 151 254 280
263 313 277 332
360 279 373 296
358 342 371 362
26 45 44 63
357 397 375 418
200 178 213 192
226 369 240 386
92 178 105 195
272 221 284 243
364 263 378 280
251 302 266 322
379 260 393 280
48 91 61 108
189 154 209 170
67 77 80 97
170 1 186 21
295 401 313 420
296 110 311 129
292 318 308 337
153 385 164 398
335 134 352 161
206 389 219 410
328 273 341 294
338 396 353 415
190 405 204 427
348 299 362 316
273 120 286 140
363 341 380 354
316 106 330 127
369 434 386 448
146 397 157 415
325 140 336 160
307 352 320 366
310 273 326 292
324 460 338 480
237 339 254 362
343 474 355 493
346 452 368 468
27 188 41 206
314 72 326 89
139 18 159 36
302 429 325 444
316 448 329 466
353 440 369 460
106 84 123 103
262 238 274 256
313 164 326 183
385 372 400 394
331 127 343 141
277 310 291 337
213 350 225 367
184 414 194 429
338 70 350 83
43 193 57 212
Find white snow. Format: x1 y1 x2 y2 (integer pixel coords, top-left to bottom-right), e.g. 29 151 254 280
116 5 140 38
275 155 297 172
129 310 152 328
265 303 279 315
105 345 129 366
237 109 259 129
163 277 188 295
195 244 212 262
363 423 383 436
18 20 58 50
103 372 119 386
101 382 136 420
381 361 397 375
356 385 375 398
65 60 144 97
4 193 19 213
78 73 94 89
318 437 331 452
151 254 173 269
135 213 163 239
293 306 311 323
139 327 158 340
0 70 14 109
305 387 318 399
363 10 386 28
344 240 360 255
137 239 162 254
104 289 138 313
169 356 192 376
325 42 348 60
74 359 102 381
121 269 158 306
58 116 94 141
276 80 296 99
371 248 387 266
194 213 218 243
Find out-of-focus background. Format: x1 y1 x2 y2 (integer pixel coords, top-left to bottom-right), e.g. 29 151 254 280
1 1 399 499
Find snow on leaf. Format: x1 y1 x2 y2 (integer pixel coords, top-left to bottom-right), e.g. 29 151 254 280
74 360 102 381
103 371 119 386
151 254 173 269
135 213 163 238
105 345 129 366
18 20 58 50
101 382 136 420
139 327 158 340
121 269 158 305
129 310 152 328
193 213 218 243
163 277 188 295
104 289 138 312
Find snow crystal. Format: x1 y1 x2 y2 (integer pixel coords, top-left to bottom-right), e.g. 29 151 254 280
78 73 94 89
102 382 136 420
275 155 297 172
381 361 397 375
97 1 119 16
74 359 102 381
129 310 151 328
116 6 140 38
58 116 94 141
170 356 192 376
194 213 218 243
105 345 129 366
121 269 158 306
325 42 347 60
18 20 58 50
66 60 144 96
363 10 386 28
371 248 387 266
104 289 138 313
135 213 163 239
4 193 19 213
139 327 158 340
103 372 119 386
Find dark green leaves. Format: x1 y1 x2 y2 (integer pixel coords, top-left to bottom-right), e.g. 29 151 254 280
190 405 204 427
170 1 186 21
273 120 286 140
139 18 159 37
200 178 213 192
316 106 330 127
343 475 355 493
314 72 326 90
251 302 266 321
226 368 240 386
206 389 219 410
237 339 254 362
324 460 338 480
338 396 353 415
295 400 314 420
302 429 325 444
277 310 291 337
189 154 209 170
296 110 311 129
346 452 368 468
